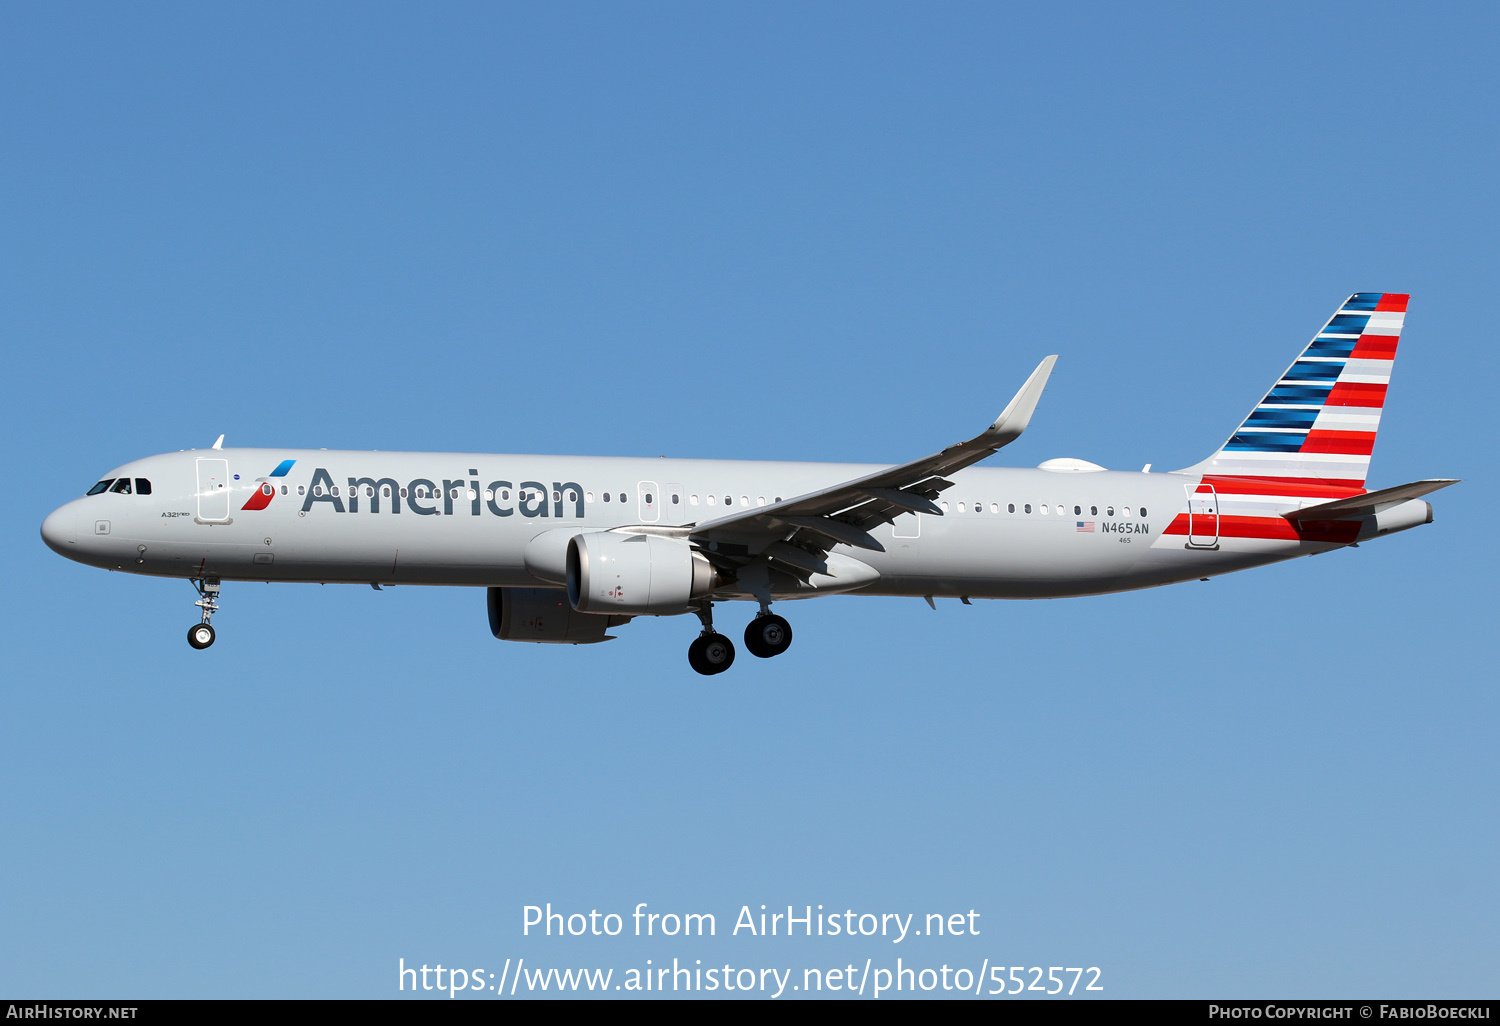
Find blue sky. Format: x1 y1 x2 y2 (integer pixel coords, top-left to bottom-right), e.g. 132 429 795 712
2 3 1495 998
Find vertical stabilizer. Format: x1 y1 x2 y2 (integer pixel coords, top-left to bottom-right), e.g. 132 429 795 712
1180 293 1408 490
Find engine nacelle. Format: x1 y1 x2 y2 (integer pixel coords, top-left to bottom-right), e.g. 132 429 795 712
487 587 630 644
567 532 717 615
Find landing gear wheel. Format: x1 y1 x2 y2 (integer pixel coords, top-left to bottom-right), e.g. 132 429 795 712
187 623 216 649
688 633 736 675
744 614 792 658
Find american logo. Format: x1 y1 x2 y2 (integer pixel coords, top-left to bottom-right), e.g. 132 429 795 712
240 459 296 511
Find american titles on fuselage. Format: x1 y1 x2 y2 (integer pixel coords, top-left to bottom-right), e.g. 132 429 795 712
273 467 1156 533
298 467 588 518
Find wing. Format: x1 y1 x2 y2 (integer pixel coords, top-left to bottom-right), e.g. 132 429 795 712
689 356 1057 579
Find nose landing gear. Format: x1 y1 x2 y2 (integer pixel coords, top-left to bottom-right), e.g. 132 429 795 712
187 577 220 649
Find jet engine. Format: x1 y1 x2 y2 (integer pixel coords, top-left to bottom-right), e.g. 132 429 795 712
567 532 717 615
487 587 630 644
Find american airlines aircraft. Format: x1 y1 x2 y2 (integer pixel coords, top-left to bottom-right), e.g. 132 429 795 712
42 293 1454 674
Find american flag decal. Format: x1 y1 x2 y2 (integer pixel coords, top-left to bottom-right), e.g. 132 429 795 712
1076 521 1095 533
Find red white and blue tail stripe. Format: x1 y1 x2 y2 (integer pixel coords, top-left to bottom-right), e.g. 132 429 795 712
1185 292 1407 490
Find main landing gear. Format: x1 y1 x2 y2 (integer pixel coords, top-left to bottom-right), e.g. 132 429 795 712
687 602 735 676
744 612 793 659
187 577 220 649
687 603 794 675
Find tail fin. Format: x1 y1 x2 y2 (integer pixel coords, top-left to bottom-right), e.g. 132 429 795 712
1180 292 1408 490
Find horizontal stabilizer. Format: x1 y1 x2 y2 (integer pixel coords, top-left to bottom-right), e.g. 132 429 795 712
1283 479 1459 521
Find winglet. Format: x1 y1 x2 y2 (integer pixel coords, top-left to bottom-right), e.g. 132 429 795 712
975 355 1057 449
212 434 225 450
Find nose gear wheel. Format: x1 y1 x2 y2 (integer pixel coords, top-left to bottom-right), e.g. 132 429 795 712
187 577 221 649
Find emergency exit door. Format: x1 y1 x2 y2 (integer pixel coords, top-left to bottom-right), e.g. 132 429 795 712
638 481 659 523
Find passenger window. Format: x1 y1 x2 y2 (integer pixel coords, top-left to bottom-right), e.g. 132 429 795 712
1140 507 1147 517
603 492 610 502
261 483 274 496
645 493 654 504
1107 506 1115 516
740 495 748 506
723 495 731 506
672 494 680 504
973 500 982 512
1024 504 1031 514
382 486 391 497
87 480 114 495
110 478 132 494
1007 503 1015 513
280 485 288 495
957 502 965 513
1123 506 1132 517
1039 504 1048 515
135 478 152 495
620 493 628 503
1090 505 1097 516
500 490 509 500
757 496 765 506
775 496 782 502
299 486 306 496
399 487 407 498
1074 505 1081 515
690 494 699 505
939 501 949 512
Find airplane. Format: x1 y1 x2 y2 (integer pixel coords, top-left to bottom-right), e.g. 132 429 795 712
41 292 1455 675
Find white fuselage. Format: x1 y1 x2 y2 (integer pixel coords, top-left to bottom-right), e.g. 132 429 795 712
41 447 1424 602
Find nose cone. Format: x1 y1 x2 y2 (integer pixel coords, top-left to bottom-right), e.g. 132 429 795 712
41 502 79 556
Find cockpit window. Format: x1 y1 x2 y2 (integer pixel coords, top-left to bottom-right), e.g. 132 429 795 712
110 478 133 494
135 478 152 495
86 480 114 496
